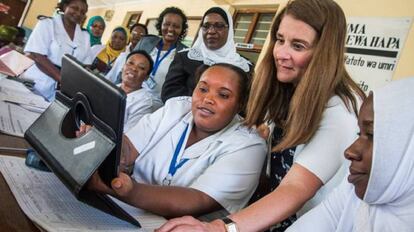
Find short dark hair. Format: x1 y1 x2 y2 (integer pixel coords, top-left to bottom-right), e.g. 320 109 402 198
126 50 154 75
194 63 251 112
155 7 188 41
56 0 88 13
129 23 148 35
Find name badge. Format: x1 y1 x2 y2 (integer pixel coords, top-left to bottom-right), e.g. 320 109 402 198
145 76 157 89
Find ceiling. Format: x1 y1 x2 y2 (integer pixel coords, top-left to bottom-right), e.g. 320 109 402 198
87 0 230 8
87 0 150 8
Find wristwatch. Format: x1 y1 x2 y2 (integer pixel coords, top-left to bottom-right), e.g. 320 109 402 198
222 216 239 232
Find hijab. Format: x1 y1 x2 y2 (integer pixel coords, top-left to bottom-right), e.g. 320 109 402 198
355 77 414 231
286 78 414 232
96 26 128 65
187 7 251 72
86 16 105 46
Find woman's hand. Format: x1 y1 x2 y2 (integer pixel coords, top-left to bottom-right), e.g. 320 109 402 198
156 216 226 232
257 123 270 140
87 171 135 198
87 171 115 195
75 124 92 137
110 172 135 198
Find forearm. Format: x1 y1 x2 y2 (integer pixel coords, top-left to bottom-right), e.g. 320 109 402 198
119 135 139 174
28 52 61 82
120 181 221 218
230 164 322 232
230 185 310 232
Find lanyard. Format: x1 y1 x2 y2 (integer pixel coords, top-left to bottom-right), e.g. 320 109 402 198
151 40 176 76
163 124 189 185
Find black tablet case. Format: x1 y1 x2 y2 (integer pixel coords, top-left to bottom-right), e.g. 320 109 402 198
24 54 141 227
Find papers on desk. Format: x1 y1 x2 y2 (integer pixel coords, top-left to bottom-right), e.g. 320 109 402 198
0 156 167 232
0 50 34 77
0 76 50 113
0 101 41 137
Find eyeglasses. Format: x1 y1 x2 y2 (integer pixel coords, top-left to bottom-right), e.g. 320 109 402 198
201 23 228 32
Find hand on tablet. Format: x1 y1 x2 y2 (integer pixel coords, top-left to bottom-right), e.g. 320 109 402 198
75 124 92 137
87 171 135 202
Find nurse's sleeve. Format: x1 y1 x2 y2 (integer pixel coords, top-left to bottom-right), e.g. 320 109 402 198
24 19 52 55
190 138 267 213
286 178 351 231
294 102 358 184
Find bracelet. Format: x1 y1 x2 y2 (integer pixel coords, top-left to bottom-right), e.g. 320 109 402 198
221 216 239 232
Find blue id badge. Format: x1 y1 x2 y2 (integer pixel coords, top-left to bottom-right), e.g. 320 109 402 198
145 76 157 89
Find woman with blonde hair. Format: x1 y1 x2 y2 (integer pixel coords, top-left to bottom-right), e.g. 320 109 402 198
157 0 365 231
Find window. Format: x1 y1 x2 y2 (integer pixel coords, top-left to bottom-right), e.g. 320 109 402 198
125 12 142 29
233 9 277 64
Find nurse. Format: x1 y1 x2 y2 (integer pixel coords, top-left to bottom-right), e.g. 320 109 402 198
105 23 148 84
286 78 414 232
23 0 90 101
87 26 128 76
86 63 267 218
133 7 188 109
119 50 156 132
161 7 251 103
86 15 105 46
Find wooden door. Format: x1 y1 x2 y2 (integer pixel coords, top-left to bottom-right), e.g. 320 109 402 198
0 0 28 26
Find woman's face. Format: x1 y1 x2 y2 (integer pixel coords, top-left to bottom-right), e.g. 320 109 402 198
110 30 127 50
273 14 316 84
201 13 229 50
130 26 146 46
121 53 150 90
192 66 241 134
161 13 183 44
63 0 87 25
344 94 374 200
90 20 105 37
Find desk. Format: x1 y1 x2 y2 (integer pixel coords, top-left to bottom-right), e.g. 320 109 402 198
0 133 39 231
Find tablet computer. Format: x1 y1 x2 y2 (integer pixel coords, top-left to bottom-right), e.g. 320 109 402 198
25 54 140 227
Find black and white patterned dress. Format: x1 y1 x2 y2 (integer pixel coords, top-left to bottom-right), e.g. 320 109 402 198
249 127 297 231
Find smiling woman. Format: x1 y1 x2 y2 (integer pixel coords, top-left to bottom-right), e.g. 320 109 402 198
118 50 155 132
86 63 266 218
131 7 188 109
21 0 90 100
156 0 366 231
161 7 252 103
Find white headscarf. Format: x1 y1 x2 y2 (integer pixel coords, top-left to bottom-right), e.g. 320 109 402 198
286 77 414 232
356 77 414 231
186 7 251 72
